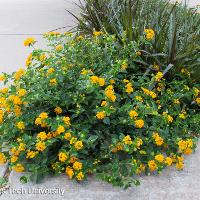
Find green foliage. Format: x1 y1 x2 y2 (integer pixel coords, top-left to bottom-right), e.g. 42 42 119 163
0 33 199 188
71 0 200 79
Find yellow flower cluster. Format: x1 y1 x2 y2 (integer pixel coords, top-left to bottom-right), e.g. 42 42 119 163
155 72 163 82
125 82 134 94
0 152 6 164
64 132 71 140
73 161 82 170
59 152 68 162
134 119 144 129
63 116 71 126
123 135 133 145
47 68 55 75
74 141 84 150
0 75 5 82
26 53 32 67
37 131 47 141
178 139 193 155
66 166 74 179
76 172 84 181
55 44 63 51
179 110 187 119
144 29 155 40
93 31 103 36
16 121 25 130
35 112 48 127
141 87 157 99
49 78 57 85
12 164 25 172
56 125 65 134
26 150 38 159
105 85 116 102
96 111 106 119
24 37 36 46
17 89 27 97
152 132 164 146
54 107 62 114
129 110 138 119
36 141 46 151
14 68 25 80
90 76 105 86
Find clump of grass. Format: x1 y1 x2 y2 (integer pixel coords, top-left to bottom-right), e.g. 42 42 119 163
70 0 200 79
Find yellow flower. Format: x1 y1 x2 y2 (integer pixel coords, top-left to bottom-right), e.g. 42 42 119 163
135 96 143 102
153 64 160 71
148 160 157 171
0 153 7 164
105 85 116 102
36 141 46 151
195 97 200 105
123 135 133 145
63 116 71 126
90 76 99 84
54 107 62 114
136 51 141 56
77 35 84 40
155 154 164 163
144 29 155 40
178 140 187 151
64 132 72 140
73 161 83 170
173 99 180 104
16 121 25 130
165 157 173 166
109 79 115 84
70 156 77 163
66 167 74 179
179 113 186 119
35 117 42 125
13 164 25 172
93 31 103 36
56 125 65 134
129 110 138 119
24 37 36 46
37 132 47 141
26 150 38 159
40 54 47 62
155 72 163 82
98 77 105 86
47 68 55 75
14 68 25 81
96 111 106 119
70 137 77 144
19 143 26 151
17 89 27 97
39 112 48 119
125 83 134 94
0 87 8 94
176 161 184 170
136 138 143 147
193 87 199 97
58 152 68 162
101 101 107 107
134 119 144 128
49 78 57 85
0 75 5 82
184 148 192 155
74 141 84 150
55 45 63 51
76 172 84 181
141 87 157 99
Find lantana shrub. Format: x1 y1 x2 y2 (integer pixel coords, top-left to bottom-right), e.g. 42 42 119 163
0 32 199 188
